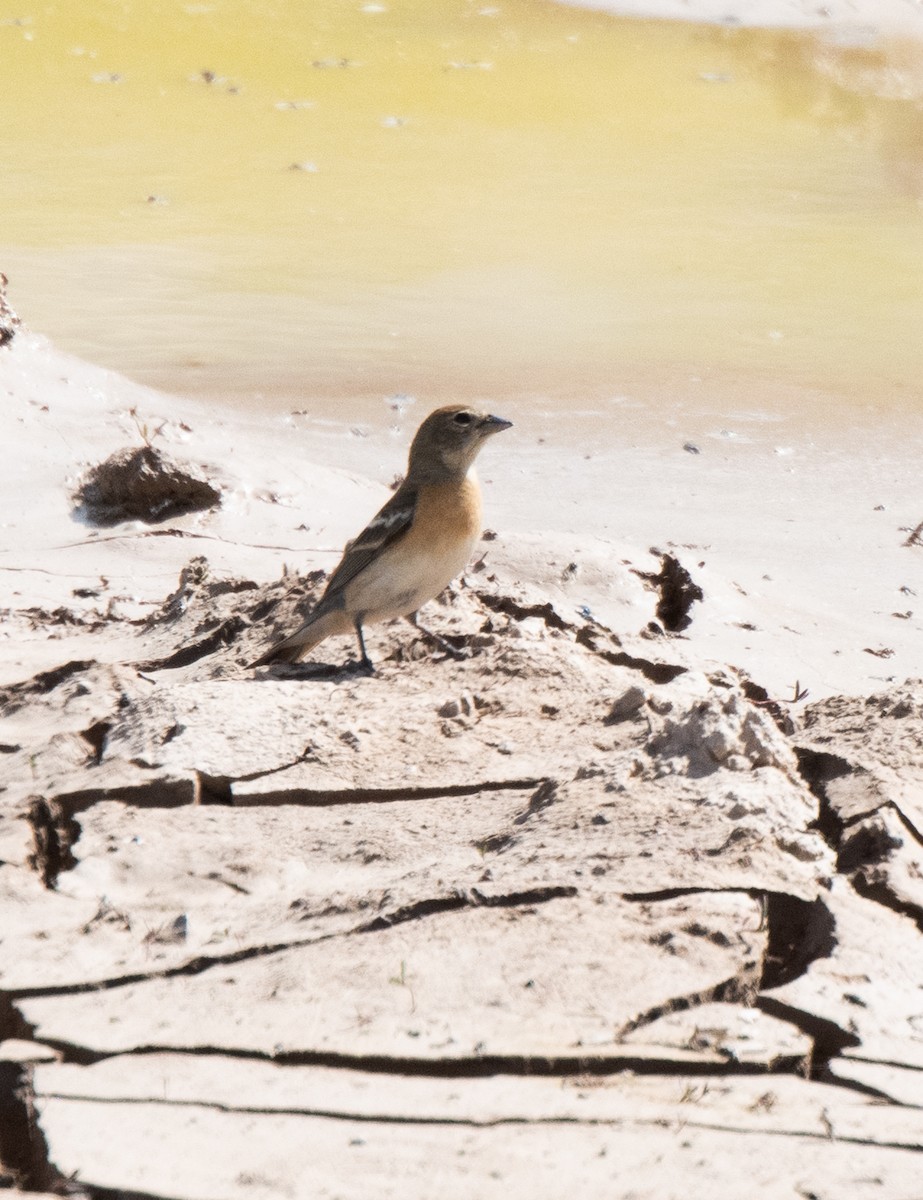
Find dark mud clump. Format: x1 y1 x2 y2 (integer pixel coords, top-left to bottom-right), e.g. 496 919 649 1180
0 272 20 348
74 445 221 526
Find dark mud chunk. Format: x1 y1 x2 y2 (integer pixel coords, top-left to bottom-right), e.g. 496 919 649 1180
0 271 21 347
637 553 704 633
75 445 221 526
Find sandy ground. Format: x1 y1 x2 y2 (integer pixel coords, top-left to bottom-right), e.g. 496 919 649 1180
1 298 923 1195
3 321 922 704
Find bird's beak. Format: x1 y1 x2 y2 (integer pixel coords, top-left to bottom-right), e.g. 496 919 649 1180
479 414 513 435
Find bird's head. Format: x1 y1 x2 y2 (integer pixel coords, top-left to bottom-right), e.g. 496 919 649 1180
407 405 513 481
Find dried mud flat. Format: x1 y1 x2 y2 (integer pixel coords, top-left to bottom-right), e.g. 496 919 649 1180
3 557 923 1198
1 325 923 1198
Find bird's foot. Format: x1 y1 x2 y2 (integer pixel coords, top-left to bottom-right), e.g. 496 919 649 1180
407 617 469 661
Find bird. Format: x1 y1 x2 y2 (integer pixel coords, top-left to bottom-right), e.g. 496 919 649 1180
252 405 512 671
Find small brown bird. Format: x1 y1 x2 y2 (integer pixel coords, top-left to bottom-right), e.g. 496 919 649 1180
253 405 512 670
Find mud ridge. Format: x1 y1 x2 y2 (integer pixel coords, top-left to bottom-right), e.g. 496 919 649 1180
7 883 572 1002
0 659 96 714
474 590 573 633
28 774 543 888
815 1065 913 1104
475 587 688 683
27 796 81 889
136 614 247 671
623 890 836 994
228 777 545 807
5 931 343 1003
66 1185 180 1200
38 1089 842 1129
849 871 923 934
625 1118 923 1153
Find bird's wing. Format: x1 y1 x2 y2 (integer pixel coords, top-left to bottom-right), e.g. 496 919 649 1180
318 483 418 605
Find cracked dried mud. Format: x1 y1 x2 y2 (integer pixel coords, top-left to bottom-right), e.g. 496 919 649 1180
3 557 923 1197
2 317 923 1196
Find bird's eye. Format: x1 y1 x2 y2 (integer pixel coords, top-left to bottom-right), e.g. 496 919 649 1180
453 411 472 426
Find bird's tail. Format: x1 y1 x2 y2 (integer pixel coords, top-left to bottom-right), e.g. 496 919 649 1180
251 606 353 667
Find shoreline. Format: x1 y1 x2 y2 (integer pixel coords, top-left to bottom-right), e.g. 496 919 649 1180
553 0 923 34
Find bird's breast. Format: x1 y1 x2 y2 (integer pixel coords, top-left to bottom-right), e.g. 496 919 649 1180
344 473 483 620
411 473 483 553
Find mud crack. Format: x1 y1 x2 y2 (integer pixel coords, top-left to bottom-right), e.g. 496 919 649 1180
758 893 836 991
617 971 763 1042
24 1042 816 1081
0 995 55 1187
619 887 840 1077
797 745 923 931
228 777 544 808
8 882 571 1004
360 884 577 932
574 625 687 683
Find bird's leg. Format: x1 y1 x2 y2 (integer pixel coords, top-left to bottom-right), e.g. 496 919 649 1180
406 611 468 660
353 620 375 673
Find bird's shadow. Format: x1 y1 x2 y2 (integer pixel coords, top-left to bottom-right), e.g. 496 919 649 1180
251 658 374 683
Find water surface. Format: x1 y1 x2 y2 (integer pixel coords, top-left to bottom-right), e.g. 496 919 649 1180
2 0 922 433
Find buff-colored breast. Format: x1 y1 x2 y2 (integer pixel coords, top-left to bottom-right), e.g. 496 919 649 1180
343 472 482 622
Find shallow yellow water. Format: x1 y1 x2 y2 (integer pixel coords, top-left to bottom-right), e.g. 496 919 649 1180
2 1 923 416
